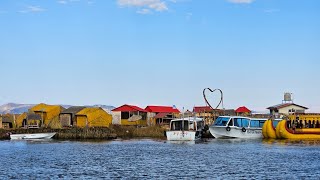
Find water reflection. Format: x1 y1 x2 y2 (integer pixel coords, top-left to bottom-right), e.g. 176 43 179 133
1 139 320 179
262 139 320 146
165 140 195 145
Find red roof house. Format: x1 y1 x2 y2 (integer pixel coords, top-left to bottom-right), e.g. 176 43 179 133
145 106 180 125
112 104 147 126
112 104 147 112
193 106 213 113
145 106 180 113
235 106 251 113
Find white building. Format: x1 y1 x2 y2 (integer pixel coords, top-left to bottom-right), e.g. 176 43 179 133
267 103 308 115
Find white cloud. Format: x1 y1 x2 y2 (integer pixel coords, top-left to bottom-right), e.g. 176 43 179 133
19 6 46 13
118 0 168 13
58 0 94 6
57 0 82 4
58 0 68 4
264 9 280 13
185 12 192 20
137 8 152 14
228 0 254 4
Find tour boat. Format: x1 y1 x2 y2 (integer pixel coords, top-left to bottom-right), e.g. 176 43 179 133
275 120 320 139
209 116 268 138
166 117 204 141
10 132 56 140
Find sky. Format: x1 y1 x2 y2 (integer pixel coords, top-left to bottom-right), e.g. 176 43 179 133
0 0 319 112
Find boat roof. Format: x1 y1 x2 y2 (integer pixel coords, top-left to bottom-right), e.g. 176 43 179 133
171 117 204 122
218 115 268 120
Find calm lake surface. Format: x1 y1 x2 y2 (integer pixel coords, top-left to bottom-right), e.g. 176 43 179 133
1 138 320 179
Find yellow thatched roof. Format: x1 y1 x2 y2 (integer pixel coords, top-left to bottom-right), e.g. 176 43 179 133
30 103 62 112
77 107 101 115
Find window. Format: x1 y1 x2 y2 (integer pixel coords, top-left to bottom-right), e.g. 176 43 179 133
289 109 296 113
121 112 130 119
250 119 266 128
234 118 250 127
214 117 230 126
171 120 189 130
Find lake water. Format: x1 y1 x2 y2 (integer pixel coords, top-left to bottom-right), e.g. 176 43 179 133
1 138 320 179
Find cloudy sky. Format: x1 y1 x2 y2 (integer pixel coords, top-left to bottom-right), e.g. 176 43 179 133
0 0 319 112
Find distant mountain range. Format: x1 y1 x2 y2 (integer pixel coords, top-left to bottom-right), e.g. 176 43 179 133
0 103 34 114
0 103 115 114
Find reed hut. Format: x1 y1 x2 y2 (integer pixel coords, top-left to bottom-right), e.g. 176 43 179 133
16 112 27 128
60 106 86 127
75 107 112 128
16 113 46 128
112 104 147 126
30 103 65 127
1 115 13 129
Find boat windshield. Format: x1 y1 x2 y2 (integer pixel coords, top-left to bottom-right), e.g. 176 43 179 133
214 117 230 126
170 120 189 131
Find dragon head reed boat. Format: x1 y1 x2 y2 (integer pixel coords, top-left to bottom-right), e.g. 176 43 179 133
275 120 320 139
262 119 282 139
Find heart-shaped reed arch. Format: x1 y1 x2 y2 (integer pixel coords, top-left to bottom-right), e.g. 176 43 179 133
203 88 224 110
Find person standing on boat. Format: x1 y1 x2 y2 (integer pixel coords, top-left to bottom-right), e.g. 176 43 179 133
292 121 296 131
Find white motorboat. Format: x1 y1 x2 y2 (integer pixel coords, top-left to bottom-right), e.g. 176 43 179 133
10 132 56 140
166 117 204 141
209 116 268 139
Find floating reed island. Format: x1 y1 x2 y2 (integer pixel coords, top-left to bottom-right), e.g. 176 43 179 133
0 125 167 140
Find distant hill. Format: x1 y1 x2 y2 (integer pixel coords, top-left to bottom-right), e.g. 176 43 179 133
0 103 34 114
0 103 116 114
91 104 116 114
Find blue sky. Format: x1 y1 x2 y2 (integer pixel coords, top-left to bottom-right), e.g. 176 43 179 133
0 0 319 112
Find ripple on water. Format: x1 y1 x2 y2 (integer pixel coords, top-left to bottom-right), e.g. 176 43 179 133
1 139 320 179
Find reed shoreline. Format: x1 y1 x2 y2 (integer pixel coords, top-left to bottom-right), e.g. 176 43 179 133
0 125 167 140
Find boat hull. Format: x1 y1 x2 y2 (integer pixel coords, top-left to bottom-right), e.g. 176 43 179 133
166 131 198 141
209 126 263 139
262 120 269 138
262 120 277 139
10 132 56 140
276 120 320 139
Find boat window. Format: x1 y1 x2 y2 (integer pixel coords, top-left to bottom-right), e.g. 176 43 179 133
197 121 204 130
214 117 230 126
234 118 249 127
272 120 279 127
250 119 266 128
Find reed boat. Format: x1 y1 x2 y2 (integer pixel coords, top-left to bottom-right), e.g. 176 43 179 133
276 120 320 139
209 116 268 139
262 120 269 138
10 132 56 140
262 119 281 139
166 117 204 141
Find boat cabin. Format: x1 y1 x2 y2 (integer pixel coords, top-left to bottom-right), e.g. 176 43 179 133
213 116 267 128
170 118 204 131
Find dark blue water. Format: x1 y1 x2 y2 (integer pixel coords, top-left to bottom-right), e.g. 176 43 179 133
1 139 320 179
